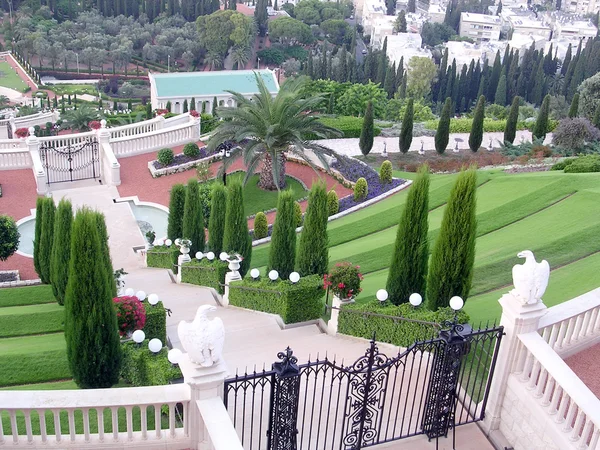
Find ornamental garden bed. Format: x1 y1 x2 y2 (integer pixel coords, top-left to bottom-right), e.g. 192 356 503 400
148 147 221 178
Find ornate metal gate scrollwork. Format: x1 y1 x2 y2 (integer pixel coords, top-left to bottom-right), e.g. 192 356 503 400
39 137 100 184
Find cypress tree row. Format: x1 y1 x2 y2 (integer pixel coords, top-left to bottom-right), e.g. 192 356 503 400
435 97 452 154
167 184 186 241
533 94 551 141
94 212 117 298
426 168 477 311
223 180 252 277
208 183 227 254
64 208 121 389
359 101 374 156
33 197 45 278
386 166 430 305
504 96 520 144
296 182 329 276
182 178 205 255
469 95 485 152
50 199 73 305
494 74 507 105
38 199 56 284
268 190 297 279
399 98 414 153
568 93 579 118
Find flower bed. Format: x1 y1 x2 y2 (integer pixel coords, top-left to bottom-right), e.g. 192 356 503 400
148 148 222 178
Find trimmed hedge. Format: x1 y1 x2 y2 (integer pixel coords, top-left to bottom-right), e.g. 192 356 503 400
120 343 181 386
563 155 600 173
146 245 179 270
143 301 167 344
157 148 174 165
181 259 228 294
424 118 558 134
228 275 325 324
551 158 575 170
315 116 381 139
338 301 470 347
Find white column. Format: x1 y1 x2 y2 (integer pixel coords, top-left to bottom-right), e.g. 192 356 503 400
26 127 47 195
327 295 354 335
97 119 120 185
482 291 548 440
222 259 242 307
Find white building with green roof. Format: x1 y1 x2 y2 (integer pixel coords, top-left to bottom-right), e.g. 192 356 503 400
149 69 280 113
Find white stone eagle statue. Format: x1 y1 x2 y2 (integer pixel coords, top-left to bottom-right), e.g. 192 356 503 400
510 250 550 305
177 305 225 368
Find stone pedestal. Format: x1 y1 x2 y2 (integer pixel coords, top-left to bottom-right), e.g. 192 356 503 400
482 291 548 436
178 354 229 449
176 254 191 284
222 271 241 307
327 295 354 335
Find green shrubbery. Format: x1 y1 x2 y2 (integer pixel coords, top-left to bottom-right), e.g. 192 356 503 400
181 259 228 294
157 148 174 166
338 301 469 347
551 158 576 170
379 160 392 184
297 183 329 276
425 117 558 134
182 178 205 255
200 113 218 134
563 155 600 173
208 183 227 253
38 199 56 284
167 184 186 241
146 245 178 270
253 212 268 239
354 177 368 201
143 301 167 343
316 116 381 139
183 142 200 158
293 201 303 227
0 215 19 262
50 200 73 304
268 191 297 279
327 190 339 216
228 275 325 324
120 344 181 386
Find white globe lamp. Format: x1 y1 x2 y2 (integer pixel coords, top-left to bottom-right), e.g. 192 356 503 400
250 268 260 279
174 238 181 246
148 294 159 306
449 296 464 311
376 289 388 303
289 272 300 283
219 252 229 261
206 251 215 260
168 348 182 365
165 239 172 247
136 291 146 301
409 293 423 307
132 330 145 344
148 338 162 354
268 270 279 281
125 288 135 296
196 252 204 260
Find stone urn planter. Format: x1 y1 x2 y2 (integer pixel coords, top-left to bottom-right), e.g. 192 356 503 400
179 239 192 263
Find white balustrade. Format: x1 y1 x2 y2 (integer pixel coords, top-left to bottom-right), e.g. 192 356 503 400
13 112 58 130
516 332 600 450
109 117 162 140
539 288 600 358
0 384 191 448
0 140 27 151
112 121 199 158
164 113 193 127
0 148 32 170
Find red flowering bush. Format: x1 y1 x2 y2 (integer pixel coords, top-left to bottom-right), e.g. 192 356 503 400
88 120 101 130
15 127 29 138
156 109 168 116
113 296 147 337
189 110 199 117
324 262 363 300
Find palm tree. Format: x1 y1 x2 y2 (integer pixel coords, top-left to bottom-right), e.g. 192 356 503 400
207 74 343 191
231 45 251 70
63 105 101 131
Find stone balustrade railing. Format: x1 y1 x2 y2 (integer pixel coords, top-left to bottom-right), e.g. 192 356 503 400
0 384 191 448
538 288 600 358
0 140 26 151
39 131 97 149
12 112 59 130
109 117 162 140
164 114 194 127
513 331 600 449
0 148 31 170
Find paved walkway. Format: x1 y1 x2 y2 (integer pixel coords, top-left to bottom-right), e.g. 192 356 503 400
565 343 600 398
319 130 553 157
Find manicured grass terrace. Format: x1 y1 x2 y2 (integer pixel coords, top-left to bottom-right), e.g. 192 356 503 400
0 61 29 92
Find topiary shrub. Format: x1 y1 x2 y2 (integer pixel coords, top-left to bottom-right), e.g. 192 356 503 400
563 155 600 173
293 201 303 227
296 182 329 276
228 275 325 323
143 301 167 343
146 245 179 270
0 215 19 262
268 190 297 279
183 142 200 158
181 259 229 294
113 295 146 337
353 177 368 201
38 199 56 284
157 148 174 166
253 212 268 239
167 184 186 241
327 190 339 216
50 200 73 304
379 160 392 184
120 343 181 386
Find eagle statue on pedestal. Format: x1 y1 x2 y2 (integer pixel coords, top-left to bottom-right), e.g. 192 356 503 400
178 305 225 367
511 250 550 305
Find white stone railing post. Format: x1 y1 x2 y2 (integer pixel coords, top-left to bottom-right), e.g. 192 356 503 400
222 259 242 307
26 126 47 194
327 295 354 335
481 291 548 442
98 119 121 186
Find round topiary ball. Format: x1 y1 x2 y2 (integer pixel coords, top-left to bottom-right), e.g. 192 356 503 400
157 148 174 166
354 177 368 201
379 160 393 184
183 142 200 158
0 215 20 261
327 190 339 216
293 201 303 227
253 212 268 239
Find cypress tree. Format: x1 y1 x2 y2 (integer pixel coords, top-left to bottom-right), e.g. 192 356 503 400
33 197 45 278
94 212 117 298
504 96 520 144
469 95 485 152
399 98 414 153
561 43 572 76
65 208 121 389
386 166 430 305
182 178 205 255
50 199 73 305
359 101 374 156
166 101 172 112
533 94 551 141
268 190 296 279
167 184 186 240
487 51 502 100
38 199 56 284
296 182 328 276
327 93 334 114
208 183 227 254
223 180 252 277
183 99 188 113
383 64 395 98
494 74 507 105
568 93 579 118
531 62 544 106
212 96 218 116
190 97 196 111
377 38 388 85
307 52 314 78
426 169 477 310
399 75 407 99
435 97 452 154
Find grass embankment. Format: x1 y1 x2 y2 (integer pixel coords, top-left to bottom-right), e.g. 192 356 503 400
0 61 30 92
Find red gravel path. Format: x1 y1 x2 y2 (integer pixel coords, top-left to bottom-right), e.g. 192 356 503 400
565 343 600 398
0 169 39 280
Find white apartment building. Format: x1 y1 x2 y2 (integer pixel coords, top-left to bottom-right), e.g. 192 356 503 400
428 4 446 23
370 16 397 48
505 13 552 39
386 34 432 68
553 18 598 39
444 40 507 68
563 0 599 15
361 0 389 35
459 12 502 41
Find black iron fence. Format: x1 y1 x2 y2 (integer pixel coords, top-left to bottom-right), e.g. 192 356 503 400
224 324 503 450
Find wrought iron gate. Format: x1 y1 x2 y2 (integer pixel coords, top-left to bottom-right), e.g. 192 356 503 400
224 324 503 450
39 138 100 184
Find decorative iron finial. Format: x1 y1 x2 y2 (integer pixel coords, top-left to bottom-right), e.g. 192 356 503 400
273 347 299 377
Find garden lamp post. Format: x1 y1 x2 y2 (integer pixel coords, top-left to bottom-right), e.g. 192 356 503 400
220 142 231 186
257 57 260 70
382 141 387 157
488 138 493 151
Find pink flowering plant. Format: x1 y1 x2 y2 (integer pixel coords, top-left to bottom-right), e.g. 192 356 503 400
113 296 147 337
88 120 101 130
189 110 199 117
15 127 29 138
324 262 364 300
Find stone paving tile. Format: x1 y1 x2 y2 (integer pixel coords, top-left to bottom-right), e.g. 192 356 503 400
564 342 600 398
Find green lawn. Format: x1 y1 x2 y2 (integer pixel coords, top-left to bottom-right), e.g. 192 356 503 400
0 303 65 337
0 284 55 307
0 61 29 92
46 83 99 96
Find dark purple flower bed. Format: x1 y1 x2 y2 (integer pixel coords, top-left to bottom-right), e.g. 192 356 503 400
152 146 220 170
332 155 404 212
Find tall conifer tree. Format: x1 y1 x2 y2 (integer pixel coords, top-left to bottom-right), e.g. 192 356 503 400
435 97 452 154
50 199 73 305
208 183 227 254
223 180 252 277
504 96 520 144
297 183 329 276
399 98 414 153
469 95 485 152
182 178 205 255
